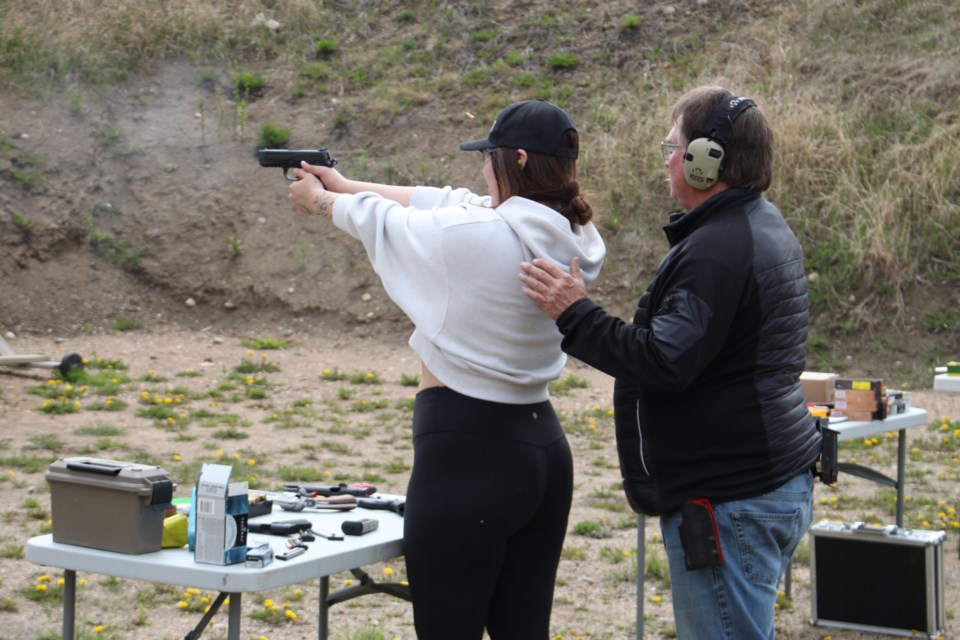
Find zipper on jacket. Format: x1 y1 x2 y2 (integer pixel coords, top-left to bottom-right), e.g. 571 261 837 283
635 400 651 476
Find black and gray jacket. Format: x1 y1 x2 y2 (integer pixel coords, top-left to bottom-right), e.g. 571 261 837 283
557 188 821 515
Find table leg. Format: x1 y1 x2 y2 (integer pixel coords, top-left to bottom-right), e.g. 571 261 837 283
227 592 241 640
319 575 330 640
636 513 645 640
896 428 906 527
62 569 76 640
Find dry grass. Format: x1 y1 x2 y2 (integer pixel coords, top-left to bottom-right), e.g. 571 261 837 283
1 0 957 335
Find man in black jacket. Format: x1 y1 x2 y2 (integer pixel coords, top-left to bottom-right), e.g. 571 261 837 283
519 85 821 639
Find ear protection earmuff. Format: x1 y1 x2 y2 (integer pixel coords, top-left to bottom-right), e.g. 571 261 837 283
683 96 756 190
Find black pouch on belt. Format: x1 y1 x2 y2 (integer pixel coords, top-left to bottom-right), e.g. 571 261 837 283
678 498 723 570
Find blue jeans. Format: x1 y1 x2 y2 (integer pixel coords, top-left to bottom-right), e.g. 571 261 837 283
659 472 814 640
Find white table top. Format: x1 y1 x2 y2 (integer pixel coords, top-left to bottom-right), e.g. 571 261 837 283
828 406 928 441
26 499 405 593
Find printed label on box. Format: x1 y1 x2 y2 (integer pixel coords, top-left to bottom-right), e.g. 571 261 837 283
194 463 248 565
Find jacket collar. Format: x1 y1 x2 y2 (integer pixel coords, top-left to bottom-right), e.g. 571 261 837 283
663 188 760 247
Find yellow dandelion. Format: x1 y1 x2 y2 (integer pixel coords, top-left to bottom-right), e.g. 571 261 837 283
383 567 394 576
78 579 88 585
172 454 181 461
285 609 297 621
36 584 48 592
93 625 106 633
650 595 662 603
73 401 81 409
57 577 65 586
37 575 51 583
247 459 256 466
186 587 201 595
264 599 273 608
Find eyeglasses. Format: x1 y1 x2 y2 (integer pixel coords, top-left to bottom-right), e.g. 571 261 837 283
660 141 683 162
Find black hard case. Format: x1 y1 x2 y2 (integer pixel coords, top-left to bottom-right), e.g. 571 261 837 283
809 520 945 638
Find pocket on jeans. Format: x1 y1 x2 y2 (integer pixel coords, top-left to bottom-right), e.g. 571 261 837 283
731 509 803 586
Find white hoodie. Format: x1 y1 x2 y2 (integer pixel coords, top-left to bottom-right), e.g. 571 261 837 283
332 185 606 404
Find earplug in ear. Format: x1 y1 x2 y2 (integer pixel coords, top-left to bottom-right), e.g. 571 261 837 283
518 158 523 166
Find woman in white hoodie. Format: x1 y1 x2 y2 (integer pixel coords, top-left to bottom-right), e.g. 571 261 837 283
288 99 606 640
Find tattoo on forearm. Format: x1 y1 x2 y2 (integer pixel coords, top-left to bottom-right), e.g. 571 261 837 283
316 194 331 217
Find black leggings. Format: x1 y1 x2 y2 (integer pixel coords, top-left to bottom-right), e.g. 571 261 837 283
403 387 573 640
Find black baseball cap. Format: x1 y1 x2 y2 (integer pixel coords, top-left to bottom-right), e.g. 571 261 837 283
459 99 578 159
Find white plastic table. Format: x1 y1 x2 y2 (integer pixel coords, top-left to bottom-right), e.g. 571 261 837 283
632 407 929 639
26 500 407 640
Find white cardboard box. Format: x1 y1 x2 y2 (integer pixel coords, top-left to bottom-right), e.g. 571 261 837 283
933 373 960 393
194 463 248 565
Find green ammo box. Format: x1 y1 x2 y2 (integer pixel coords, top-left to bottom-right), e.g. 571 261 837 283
46 457 174 554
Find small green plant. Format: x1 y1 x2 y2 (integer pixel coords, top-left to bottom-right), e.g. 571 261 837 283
10 153 45 191
84 218 146 270
97 125 124 147
348 371 383 385
546 52 579 69
321 367 348 382
112 316 142 332
620 14 643 29
228 233 243 259
645 539 671 586
242 338 288 350
233 72 265 97
399 373 420 387
314 38 338 57
11 213 31 228
233 354 280 374
572 519 611 538
922 311 958 333
549 372 589 396
398 9 415 22
249 597 301 625
258 123 290 148
469 30 497 43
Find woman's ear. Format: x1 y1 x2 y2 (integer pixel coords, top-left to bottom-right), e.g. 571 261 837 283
517 149 528 170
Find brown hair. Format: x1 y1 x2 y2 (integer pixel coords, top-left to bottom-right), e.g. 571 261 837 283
487 130 594 228
670 85 774 192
